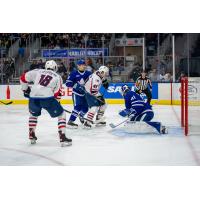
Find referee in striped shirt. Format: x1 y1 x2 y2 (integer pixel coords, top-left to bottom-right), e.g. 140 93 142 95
135 70 152 104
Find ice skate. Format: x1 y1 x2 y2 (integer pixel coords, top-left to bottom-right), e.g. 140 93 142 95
95 115 106 127
161 125 168 134
79 116 84 124
67 120 78 129
84 121 92 129
59 131 72 147
29 128 37 144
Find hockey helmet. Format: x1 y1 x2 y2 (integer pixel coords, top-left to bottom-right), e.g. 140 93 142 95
98 65 109 77
45 60 58 72
77 59 86 65
77 59 86 72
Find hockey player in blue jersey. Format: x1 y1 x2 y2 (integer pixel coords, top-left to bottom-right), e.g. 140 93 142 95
119 85 167 134
65 59 92 128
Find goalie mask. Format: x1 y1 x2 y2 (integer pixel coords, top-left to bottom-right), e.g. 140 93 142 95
45 60 58 72
121 84 130 96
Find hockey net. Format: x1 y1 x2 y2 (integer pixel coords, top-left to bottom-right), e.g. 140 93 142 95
181 77 200 135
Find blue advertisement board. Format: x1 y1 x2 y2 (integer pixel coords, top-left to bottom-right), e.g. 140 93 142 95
100 82 158 99
42 48 109 58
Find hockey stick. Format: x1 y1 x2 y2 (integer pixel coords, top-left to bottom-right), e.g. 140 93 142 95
109 110 135 129
109 118 130 128
0 100 13 105
64 109 97 124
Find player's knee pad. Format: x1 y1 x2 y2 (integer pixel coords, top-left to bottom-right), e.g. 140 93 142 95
88 106 98 114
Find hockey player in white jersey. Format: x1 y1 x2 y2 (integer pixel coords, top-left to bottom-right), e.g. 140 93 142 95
20 60 72 147
83 65 109 128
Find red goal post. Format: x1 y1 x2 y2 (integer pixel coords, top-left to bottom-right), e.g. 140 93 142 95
181 77 200 136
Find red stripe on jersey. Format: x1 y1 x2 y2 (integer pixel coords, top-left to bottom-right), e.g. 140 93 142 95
20 72 27 83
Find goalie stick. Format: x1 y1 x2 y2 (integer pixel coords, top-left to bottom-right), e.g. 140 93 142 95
0 100 13 105
109 118 130 128
109 110 135 128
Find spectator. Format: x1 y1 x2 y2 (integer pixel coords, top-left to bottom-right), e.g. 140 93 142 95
58 62 68 82
37 59 45 69
30 60 38 70
148 68 158 82
177 71 187 82
18 45 25 58
118 63 125 75
85 57 95 72
163 72 172 82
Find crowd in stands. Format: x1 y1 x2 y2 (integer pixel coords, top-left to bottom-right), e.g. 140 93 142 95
0 33 30 49
39 33 112 49
0 58 15 83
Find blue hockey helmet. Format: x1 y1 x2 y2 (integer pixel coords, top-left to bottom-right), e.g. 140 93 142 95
77 59 85 65
121 84 130 96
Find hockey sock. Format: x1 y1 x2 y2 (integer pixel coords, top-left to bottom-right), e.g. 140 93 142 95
58 112 66 134
79 111 86 118
68 109 79 122
87 112 95 121
29 115 38 132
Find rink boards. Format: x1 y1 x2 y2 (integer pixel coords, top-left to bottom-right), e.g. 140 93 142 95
0 82 182 105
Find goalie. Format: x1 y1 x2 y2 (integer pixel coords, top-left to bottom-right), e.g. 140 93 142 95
119 85 167 134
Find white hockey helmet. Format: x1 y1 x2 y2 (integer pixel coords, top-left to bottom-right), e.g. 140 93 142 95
45 60 58 72
98 65 109 77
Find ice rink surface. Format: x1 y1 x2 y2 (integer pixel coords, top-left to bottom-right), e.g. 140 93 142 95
0 104 200 166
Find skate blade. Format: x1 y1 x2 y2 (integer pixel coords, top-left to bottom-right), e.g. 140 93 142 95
83 126 92 129
61 142 72 147
30 139 36 144
66 125 78 129
95 123 106 127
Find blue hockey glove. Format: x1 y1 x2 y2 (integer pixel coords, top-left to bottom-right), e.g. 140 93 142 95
119 109 131 117
73 83 85 93
128 108 137 121
23 87 31 98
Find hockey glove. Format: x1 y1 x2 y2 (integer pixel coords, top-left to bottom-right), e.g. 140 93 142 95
119 109 131 117
73 83 85 93
128 108 137 121
102 79 109 89
96 95 105 106
23 87 31 98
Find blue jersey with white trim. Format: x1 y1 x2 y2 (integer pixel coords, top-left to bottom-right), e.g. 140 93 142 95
124 90 152 114
65 70 92 96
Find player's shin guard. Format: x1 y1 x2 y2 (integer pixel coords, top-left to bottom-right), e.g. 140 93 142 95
29 115 38 144
96 104 107 125
58 112 72 146
84 107 98 128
